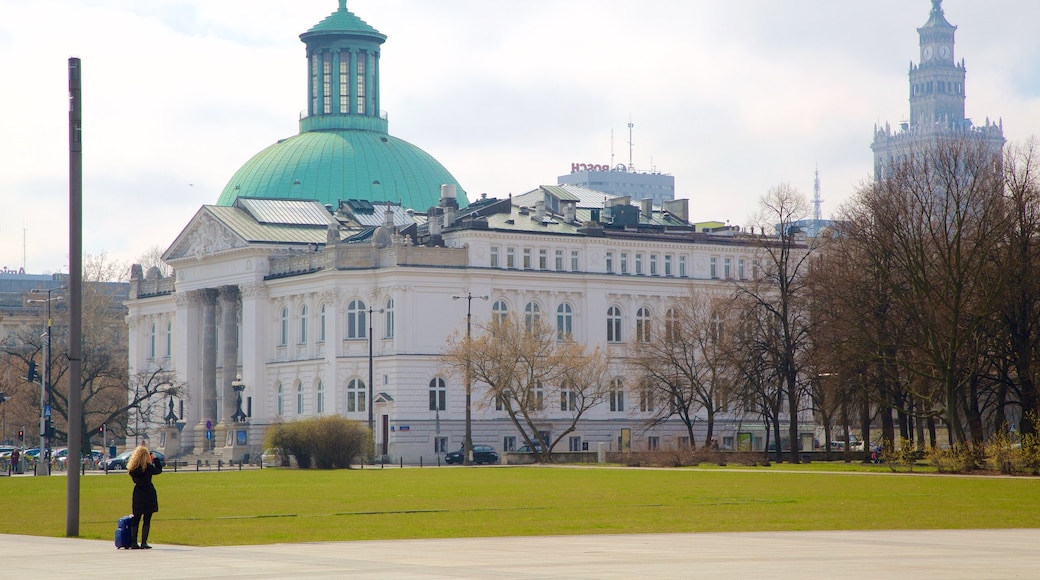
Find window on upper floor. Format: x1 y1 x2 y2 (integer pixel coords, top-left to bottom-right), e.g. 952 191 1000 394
607 306 623 343
385 298 395 338
492 300 509 323
299 305 308 344
556 303 573 340
555 249 564 271
279 307 289 346
490 246 500 268
346 299 366 339
524 302 541 330
571 250 579 272
606 251 615 274
539 249 548 270
429 377 446 411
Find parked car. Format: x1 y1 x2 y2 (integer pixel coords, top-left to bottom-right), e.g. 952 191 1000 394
106 450 164 470
55 448 105 469
261 448 288 468
515 443 545 454
445 445 499 465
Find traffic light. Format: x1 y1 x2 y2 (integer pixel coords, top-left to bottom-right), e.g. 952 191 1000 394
98 425 105 439
44 419 54 439
17 429 23 442
27 360 37 383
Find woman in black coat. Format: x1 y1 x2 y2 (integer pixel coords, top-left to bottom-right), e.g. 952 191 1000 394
127 445 162 549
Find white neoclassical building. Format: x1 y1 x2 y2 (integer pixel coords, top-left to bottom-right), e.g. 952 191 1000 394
126 186 811 463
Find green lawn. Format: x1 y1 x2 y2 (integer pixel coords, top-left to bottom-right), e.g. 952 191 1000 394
2 465 1037 546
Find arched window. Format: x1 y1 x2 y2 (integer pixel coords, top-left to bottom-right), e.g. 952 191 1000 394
347 378 366 413
556 303 573 340
276 383 284 416
319 304 327 343
165 321 172 358
346 299 367 339
636 307 652 343
429 378 446 411
299 305 308 344
296 382 304 415
148 323 156 358
610 377 625 412
607 306 622 343
664 309 680 343
385 298 395 338
316 381 325 415
524 302 541 330
492 300 508 323
279 307 289 346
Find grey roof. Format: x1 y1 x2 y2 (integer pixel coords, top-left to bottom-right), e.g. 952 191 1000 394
205 206 331 245
513 185 610 209
235 197 336 227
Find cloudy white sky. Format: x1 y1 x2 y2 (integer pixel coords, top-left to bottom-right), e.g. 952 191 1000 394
1 0 1038 275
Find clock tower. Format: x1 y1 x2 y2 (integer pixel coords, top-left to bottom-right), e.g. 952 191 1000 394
909 0 965 128
871 0 1004 181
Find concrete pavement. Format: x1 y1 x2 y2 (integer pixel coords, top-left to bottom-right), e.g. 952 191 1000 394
5 528 1039 579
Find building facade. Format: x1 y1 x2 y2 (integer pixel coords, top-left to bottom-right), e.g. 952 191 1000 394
127 190 814 463
558 164 676 208
871 0 1004 179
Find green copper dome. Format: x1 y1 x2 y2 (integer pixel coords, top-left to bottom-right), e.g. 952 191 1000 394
217 0 467 210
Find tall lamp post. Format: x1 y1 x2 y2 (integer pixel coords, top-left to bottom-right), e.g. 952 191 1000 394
28 286 64 477
367 305 384 459
452 293 487 466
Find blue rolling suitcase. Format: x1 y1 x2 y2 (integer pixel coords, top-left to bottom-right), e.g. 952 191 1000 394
115 515 133 549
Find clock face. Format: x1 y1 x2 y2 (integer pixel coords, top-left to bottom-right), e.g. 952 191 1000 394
939 45 951 60
922 46 934 61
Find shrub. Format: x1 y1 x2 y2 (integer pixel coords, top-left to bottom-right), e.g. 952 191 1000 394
927 443 980 473
881 438 921 472
264 415 370 469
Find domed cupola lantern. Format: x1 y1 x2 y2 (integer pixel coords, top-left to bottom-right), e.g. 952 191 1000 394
217 1 468 211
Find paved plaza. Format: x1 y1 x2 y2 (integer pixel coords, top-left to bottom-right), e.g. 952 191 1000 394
5 528 1039 579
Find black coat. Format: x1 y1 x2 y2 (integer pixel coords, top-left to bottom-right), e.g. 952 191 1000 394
129 460 162 515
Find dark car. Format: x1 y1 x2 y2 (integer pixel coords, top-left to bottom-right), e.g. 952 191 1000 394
106 450 165 470
445 445 499 465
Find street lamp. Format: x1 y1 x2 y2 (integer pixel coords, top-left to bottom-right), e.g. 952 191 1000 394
367 306 384 459
231 375 247 423
452 293 488 466
28 286 64 477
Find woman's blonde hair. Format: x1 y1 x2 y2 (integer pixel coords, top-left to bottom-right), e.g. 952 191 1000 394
127 446 152 473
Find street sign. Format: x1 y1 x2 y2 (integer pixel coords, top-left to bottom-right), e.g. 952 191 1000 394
205 430 213 441
44 405 51 418
206 420 212 430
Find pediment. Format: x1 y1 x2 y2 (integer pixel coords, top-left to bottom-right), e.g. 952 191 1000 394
164 209 247 262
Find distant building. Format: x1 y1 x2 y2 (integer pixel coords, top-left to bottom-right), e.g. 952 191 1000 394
871 0 1004 179
558 163 675 208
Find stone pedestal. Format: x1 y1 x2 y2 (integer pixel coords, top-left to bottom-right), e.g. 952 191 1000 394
222 423 251 463
213 421 229 456
158 424 181 458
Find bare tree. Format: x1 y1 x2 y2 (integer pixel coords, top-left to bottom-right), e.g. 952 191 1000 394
737 183 816 462
0 254 185 454
134 245 173 278
442 316 610 463
628 289 737 447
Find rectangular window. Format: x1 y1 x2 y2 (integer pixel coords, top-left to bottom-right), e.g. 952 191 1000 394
356 52 366 114
606 251 614 274
610 390 625 412
678 436 691 448
650 254 658 276
569 436 582 452
648 436 659 451
539 249 548 270
339 60 348 113
724 257 732 279
434 437 448 453
679 255 687 278
322 56 331 114
620 252 629 275
571 250 579 272
640 389 654 412
523 248 532 270
635 253 643 275
710 257 718 279
490 246 499 268
310 54 319 114
503 436 516 452
664 255 672 277
506 247 516 269
560 390 577 411
555 249 564 271
738 258 746 280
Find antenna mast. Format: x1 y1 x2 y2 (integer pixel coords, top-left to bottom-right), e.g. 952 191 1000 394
627 118 635 171
813 166 824 222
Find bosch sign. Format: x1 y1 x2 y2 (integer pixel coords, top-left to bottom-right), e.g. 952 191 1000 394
571 162 610 172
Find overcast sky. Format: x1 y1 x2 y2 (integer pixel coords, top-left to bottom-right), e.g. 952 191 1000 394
1 0 1038 275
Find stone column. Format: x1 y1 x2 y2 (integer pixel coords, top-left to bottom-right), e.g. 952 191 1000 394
197 288 219 453
174 292 202 454
220 286 240 425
